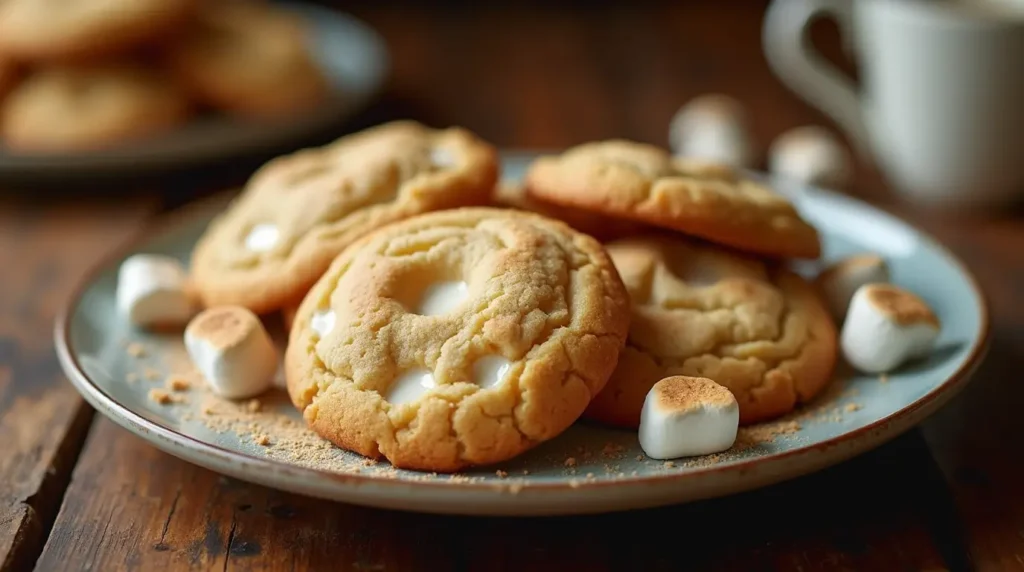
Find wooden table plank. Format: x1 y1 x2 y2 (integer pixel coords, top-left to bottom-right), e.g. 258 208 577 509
38 419 965 571
0 199 157 572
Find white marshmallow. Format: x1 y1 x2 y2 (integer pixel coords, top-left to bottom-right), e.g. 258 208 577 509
184 306 278 399
840 284 941 374
245 223 280 252
815 254 891 322
385 369 436 405
768 126 852 189
638 376 739 460
669 94 755 168
472 355 512 389
416 280 468 316
116 254 196 328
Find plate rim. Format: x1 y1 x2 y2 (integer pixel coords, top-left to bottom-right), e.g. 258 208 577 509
53 163 993 500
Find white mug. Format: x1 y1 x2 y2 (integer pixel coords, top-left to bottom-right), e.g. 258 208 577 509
763 0 1024 208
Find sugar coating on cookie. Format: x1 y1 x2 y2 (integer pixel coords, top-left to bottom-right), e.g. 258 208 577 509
190 121 499 315
524 140 821 259
584 235 837 428
0 63 192 152
0 0 197 62
284 207 631 472
166 1 327 117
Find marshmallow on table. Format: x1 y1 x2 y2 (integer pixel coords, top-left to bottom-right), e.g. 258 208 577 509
184 306 278 399
668 94 755 168
768 126 852 189
117 254 196 328
815 254 890 323
841 284 941 374
639 376 739 460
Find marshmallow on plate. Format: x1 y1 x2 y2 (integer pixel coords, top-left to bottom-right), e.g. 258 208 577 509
840 284 941 374
768 126 852 189
668 94 755 168
184 306 278 399
638 376 739 460
815 254 890 322
116 254 196 328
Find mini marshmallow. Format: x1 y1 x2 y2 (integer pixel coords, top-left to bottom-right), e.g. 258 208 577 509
668 94 755 168
840 284 941 374
638 376 739 460
815 254 891 322
768 126 852 189
184 306 278 399
116 254 196 328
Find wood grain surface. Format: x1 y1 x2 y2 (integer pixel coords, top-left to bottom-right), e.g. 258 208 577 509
3 1 1023 571
0 199 156 572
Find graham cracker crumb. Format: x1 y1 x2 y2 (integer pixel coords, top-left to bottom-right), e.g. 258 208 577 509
166 375 190 391
564 457 577 467
635 454 644 461
664 461 675 468
602 442 624 458
126 343 147 358
254 434 271 446
245 399 262 413
148 388 183 405
495 470 508 478
844 403 862 413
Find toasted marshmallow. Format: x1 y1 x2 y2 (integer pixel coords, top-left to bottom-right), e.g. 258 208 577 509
841 284 941 374
116 254 196 328
639 376 739 460
669 94 755 168
768 126 852 189
184 306 278 399
815 254 890 322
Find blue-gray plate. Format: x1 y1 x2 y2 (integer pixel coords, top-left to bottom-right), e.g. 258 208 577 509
55 153 989 516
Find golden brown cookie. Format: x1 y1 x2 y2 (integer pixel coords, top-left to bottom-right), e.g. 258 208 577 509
492 179 648 242
285 207 631 472
166 1 328 117
0 63 191 153
524 140 822 259
0 0 196 62
190 121 499 315
584 234 836 427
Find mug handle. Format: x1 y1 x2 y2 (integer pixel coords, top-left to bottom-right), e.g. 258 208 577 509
762 0 871 161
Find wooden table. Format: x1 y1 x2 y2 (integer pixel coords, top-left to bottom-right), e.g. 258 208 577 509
3 2 1023 570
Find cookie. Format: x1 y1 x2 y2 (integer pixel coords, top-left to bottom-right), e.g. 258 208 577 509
524 140 822 259
492 179 648 242
584 235 836 427
0 0 196 62
190 121 500 315
166 1 328 117
284 207 631 472
0 63 191 153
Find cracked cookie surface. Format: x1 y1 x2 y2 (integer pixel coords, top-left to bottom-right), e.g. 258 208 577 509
524 140 821 259
285 207 631 472
584 235 836 428
190 120 499 315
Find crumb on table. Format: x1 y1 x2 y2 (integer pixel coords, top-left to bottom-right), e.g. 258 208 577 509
166 375 190 392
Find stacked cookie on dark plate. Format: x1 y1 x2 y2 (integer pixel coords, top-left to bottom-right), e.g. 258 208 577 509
0 0 328 153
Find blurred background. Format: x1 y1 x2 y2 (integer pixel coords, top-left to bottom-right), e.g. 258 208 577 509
0 0 1020 212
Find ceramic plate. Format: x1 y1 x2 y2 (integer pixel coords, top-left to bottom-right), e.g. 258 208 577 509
0 2 388 183
55 153 989 516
